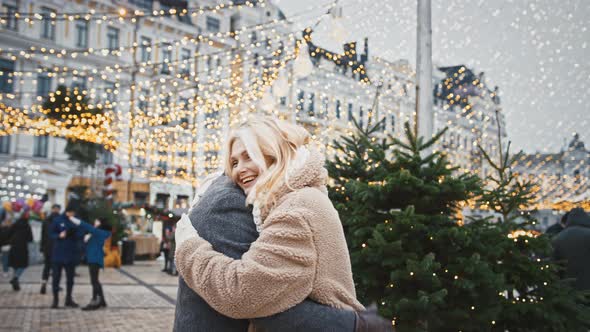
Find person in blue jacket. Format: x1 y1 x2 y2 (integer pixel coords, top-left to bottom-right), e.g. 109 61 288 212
75 216 112 311
50 205 84 309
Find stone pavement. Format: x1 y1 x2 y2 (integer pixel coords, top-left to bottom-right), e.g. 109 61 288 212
0 260 178 332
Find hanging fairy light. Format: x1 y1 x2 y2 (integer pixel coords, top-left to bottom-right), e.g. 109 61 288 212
293 41 314 78
0 159 47 202
272 69 289 98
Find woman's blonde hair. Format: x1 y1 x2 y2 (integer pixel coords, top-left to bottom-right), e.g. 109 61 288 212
224 116 310 207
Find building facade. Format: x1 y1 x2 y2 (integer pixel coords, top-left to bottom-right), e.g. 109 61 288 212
0 0 284 211
432 65 507 178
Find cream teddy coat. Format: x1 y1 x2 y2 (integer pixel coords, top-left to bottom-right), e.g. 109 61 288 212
175 148 364 319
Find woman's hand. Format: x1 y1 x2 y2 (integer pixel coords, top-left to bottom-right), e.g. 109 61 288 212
175 213 199 255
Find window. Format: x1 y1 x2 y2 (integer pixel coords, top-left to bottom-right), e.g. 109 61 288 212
251 32 257 43
140 37 151 62
347 103 353 121
297 90 305 111
175 195 189 209
205 151 219 173
103 81 116 106
155 193 170 208
308 93 315 116
106 27 119 52
2 4 17 30
321 97 328 118
0 59 14 93
134 192 149 206
206 16 220 32
102 150 113 164
390 115 395 132
359 107 364 127
41 7 56 40
160 95 170 109
279 96 287 106
71 76 87 92
75 20 88 47
138 89 149 112
129 0 153 10
0 135 10 154
206 57 212 75
161 44 172 74
335 100 341 119
33 136 49 158
229 16 237 35
180 48 191 76
156 160 168 176
37 73 52 97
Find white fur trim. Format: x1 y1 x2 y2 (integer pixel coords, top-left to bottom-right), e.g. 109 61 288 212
287 146 311 178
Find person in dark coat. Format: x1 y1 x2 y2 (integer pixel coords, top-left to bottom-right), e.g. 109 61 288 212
161 226 172 273
545 212 568 237
76 217 112 311
40 204 61 294
50 205 84 308
0 216 12 278
552 208 590 291
7 211 33 291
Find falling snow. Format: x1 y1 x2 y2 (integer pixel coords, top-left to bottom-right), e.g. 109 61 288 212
276 0 589 153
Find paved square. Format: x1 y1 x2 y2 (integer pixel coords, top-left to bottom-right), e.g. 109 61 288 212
0 261 178 331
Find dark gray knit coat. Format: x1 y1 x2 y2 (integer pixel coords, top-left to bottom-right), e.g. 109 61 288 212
173 175 356 332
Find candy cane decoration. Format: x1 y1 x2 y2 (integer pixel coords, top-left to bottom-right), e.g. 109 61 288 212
104 164 123 200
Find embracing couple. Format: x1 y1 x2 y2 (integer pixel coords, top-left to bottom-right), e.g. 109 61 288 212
173 117 393 331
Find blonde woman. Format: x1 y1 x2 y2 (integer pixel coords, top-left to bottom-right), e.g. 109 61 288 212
175 117 392 330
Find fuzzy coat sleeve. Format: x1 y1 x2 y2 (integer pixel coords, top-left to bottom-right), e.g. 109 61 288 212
175 207 317 319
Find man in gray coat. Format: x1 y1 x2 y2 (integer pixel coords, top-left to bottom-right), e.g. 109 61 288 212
173 176 391 332
552 207 590 291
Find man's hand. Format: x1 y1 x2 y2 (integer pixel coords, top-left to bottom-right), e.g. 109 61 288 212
175 213 199 255
68 216 81 226
59 230 67 239
355 307 395 332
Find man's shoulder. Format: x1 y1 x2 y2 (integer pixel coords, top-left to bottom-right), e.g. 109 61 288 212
201 176 247 208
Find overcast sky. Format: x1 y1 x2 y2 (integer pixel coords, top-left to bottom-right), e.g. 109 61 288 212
275 0 589 153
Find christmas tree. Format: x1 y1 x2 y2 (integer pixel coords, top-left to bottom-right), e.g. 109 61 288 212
42 84 104 167
472 141 590 331
327 120 590 331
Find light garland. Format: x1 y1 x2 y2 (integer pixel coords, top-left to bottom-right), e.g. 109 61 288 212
0 0 267 22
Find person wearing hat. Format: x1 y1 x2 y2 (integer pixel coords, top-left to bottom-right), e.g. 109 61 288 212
50 204 84 308
40 204 61 294
552 208 590 291
7 208 33 291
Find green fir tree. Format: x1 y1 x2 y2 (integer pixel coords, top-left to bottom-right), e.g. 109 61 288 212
327 120 590 331
472 142 590 331
42 84 104 167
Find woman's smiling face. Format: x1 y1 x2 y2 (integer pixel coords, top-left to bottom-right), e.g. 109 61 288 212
230 139 260 195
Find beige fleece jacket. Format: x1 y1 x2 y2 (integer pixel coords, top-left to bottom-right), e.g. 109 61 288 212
176 148 364 319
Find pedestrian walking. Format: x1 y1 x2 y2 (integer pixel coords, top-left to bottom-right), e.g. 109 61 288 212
40 204 61 294
75 217 112 311
0 216 11 278
552 208 590 291
50 205 84 308
168 224 177 276
7 210 33 291
160 226 172 273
